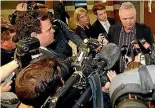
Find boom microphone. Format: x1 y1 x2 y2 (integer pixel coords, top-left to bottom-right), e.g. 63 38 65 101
96 43 120 70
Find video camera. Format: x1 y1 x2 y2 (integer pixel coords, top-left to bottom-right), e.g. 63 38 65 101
40 39 120 108
15 37 40 68
109 65 155 108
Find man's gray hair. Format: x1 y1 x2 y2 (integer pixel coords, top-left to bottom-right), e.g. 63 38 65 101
119 2 136 15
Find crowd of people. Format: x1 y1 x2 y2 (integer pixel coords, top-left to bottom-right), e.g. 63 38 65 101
1 1 155 108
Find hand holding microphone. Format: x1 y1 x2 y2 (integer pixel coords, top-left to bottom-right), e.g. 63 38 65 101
138 38 151 53
97 33 109 46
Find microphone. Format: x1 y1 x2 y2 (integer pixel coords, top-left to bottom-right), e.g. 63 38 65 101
151 43 155 64
131 40 141 54
96 43 120 70
1 98 19 104
120 45 128 57
138 38 151 53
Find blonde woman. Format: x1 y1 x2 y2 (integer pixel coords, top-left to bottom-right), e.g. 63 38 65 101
74 7 93 40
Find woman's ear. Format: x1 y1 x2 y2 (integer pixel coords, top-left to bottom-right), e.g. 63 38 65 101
31 32 37 37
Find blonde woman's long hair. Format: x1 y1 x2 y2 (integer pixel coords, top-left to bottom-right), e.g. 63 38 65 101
74 7 89 29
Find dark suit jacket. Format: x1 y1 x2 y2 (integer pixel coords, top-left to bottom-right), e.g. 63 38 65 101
108 22 153 73
53 1 70 24
75 25 93 40
91 17 115 38
108 22 153 45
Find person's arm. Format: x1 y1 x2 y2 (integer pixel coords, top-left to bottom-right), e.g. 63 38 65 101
0 60 19 82
76 27 88 40
0 81 13 92
53 19 83 47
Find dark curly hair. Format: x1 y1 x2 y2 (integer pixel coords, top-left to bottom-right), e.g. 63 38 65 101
15 10 41 40
15 3 50 41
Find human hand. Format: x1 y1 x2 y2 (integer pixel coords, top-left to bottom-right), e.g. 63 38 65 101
102 82 110 93
0 81 13 92
98 33 103 43
107 71 116 81
134 53 141 62
125 55 133 64
97 33 108 46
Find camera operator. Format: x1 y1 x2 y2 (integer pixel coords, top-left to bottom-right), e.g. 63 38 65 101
15 55 73 108
109 65 155 108
12 3 82 60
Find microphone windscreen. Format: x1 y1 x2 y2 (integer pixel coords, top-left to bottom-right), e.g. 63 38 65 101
96 43 120 70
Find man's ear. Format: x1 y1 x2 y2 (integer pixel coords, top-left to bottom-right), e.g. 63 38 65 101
31 32 37 37
1 40 8 46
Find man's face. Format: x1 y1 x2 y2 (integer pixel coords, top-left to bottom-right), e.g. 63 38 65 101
35 18 55 47
2 32 16 51
119 8 136 31
78 12 90 26
96 9 107 22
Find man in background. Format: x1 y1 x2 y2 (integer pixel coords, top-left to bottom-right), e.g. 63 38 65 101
92 2 115 39
53 0 70 24
1 26 16 66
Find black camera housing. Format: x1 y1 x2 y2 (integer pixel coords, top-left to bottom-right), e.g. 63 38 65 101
15 37 40 68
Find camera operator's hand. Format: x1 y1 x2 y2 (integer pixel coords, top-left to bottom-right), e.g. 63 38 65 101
107 71 116 81
102 71 116 93
125 55 133 64
14 48 32 68
0 81 12 92
134 53 141 62
102 82 110 93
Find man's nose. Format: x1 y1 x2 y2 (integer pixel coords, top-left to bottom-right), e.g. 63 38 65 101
126 18 131 23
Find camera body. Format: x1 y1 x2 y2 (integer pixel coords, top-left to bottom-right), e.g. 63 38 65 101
15 37 40 67
41 38 110 108
109 65 155 108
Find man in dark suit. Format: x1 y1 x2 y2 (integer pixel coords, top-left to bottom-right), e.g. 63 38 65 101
108 2 154 73
92 2 115 39
1 26 16 66
53 0 70 24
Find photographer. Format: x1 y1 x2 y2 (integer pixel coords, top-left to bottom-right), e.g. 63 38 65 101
109 65 155 108
15 55 73 108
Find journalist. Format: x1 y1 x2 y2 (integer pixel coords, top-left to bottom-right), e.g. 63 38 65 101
15 56 73 108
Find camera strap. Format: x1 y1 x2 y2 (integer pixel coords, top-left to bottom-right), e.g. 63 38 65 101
138 65 154 92
88 73 104 108
138 65 155 101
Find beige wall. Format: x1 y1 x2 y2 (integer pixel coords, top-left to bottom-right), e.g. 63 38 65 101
1 1 117 30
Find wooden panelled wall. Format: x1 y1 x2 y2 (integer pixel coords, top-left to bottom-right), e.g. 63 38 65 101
144 1 155 35
1 1 154 35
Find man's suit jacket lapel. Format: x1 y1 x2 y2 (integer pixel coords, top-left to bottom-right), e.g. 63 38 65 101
113 24 122 45
96 20 107 33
